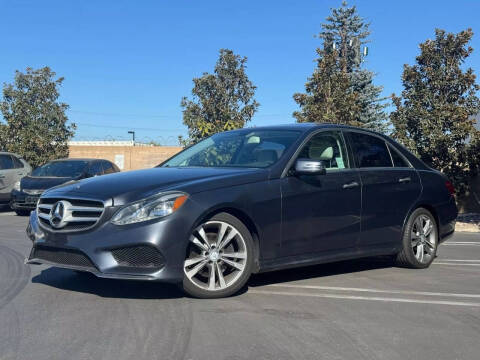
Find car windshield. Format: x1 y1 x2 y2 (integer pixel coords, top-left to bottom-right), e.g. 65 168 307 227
162 130 301 168
32 160 88 177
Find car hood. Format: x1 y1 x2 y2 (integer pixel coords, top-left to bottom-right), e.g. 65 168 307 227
44 167 269 205
21 176 75 191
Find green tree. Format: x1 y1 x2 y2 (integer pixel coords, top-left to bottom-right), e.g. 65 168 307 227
391 29 480 194
181 49 259 145
0 67 75 167
293 50 360 125
294 1 388 131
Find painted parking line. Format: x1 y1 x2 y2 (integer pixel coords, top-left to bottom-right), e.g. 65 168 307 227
443 242 480 246
249 290 480 307
433 256 480 266
0 212 15 216
436 259 480 262
265 284 480 299
433 262 480 267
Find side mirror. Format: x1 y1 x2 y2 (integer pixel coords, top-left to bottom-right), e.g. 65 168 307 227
294 158 327 176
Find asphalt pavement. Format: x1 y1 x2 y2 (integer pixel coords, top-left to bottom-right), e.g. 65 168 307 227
1 206 480 360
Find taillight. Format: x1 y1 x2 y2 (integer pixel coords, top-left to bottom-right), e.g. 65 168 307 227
445 180 455 196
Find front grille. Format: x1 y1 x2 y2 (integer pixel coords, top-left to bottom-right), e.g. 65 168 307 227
32 245 96 270
15 195 40 205
37 197 104 232
111 246 164 269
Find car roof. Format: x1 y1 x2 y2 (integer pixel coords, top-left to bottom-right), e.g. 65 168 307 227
223 123 385 136
48 158 110 163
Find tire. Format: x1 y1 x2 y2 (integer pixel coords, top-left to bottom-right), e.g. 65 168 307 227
182 212 254 298
15 209 31 216
396 208 438 269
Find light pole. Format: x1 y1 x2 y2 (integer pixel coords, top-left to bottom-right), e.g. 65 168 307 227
128 131 135 146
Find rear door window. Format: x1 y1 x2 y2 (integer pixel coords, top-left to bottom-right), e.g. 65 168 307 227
88 161 104 176
348 132 393 168
102 161 115 174
12 156 24 168
388 145 410 168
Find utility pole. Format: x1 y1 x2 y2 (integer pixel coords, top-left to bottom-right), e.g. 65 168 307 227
128 131 135 146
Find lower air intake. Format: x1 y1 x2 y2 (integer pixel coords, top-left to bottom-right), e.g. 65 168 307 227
32 246 96 270
111 246 164 269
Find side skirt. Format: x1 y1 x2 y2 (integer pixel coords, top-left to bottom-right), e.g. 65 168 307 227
257 245 398 274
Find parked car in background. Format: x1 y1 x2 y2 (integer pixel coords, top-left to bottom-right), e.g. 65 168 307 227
26 124 457 298
0 152 32 209
11 158 119 215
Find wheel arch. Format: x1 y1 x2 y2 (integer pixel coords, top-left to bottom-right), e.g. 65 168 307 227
402 203 441 240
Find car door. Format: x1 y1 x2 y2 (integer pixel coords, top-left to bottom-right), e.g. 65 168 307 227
279 130 362 257
0 155 18 202
345 131 422 249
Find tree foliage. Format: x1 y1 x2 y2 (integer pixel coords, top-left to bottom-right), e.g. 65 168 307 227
180 49 259 145
0 67 75 168
391 29 480 194
293 1 388 132
319 0 369 73
293 50 360 125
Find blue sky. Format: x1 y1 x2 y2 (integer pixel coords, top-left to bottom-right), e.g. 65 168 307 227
1 0 479 144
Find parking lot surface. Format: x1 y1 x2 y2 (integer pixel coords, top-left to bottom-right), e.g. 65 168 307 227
1 207 480 360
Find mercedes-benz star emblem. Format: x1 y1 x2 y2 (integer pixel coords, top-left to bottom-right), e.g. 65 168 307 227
49 200 69 229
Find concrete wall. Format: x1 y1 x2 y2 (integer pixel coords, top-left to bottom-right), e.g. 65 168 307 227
69 145 182 171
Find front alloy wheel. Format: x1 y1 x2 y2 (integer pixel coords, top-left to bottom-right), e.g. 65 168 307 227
182 213 253 298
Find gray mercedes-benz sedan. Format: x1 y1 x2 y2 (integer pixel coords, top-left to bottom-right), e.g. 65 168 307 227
26 124 458 298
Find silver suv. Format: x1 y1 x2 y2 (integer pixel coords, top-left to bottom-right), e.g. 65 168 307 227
0 152 31 207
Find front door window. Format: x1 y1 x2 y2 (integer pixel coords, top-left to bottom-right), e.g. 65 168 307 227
297 131 349 171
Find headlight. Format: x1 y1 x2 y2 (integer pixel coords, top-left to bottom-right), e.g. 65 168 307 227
13 181 21 191
111 192 188 225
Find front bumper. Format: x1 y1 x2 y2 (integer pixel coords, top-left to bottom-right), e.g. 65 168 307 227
25 209 193 283
10 189 41 210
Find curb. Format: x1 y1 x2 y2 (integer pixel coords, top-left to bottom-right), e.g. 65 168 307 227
455 222 480 233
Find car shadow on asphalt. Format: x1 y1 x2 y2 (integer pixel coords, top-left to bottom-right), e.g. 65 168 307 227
31 257 393 299
32 268 185 299
248 257 393 287
0 205 13 213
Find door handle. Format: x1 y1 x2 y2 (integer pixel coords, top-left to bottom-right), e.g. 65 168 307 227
343 181 359 189
398 177 411 183
0 175 5 179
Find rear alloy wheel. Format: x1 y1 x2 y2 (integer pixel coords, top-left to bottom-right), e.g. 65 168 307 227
396 208 438 268
182 213 253 298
